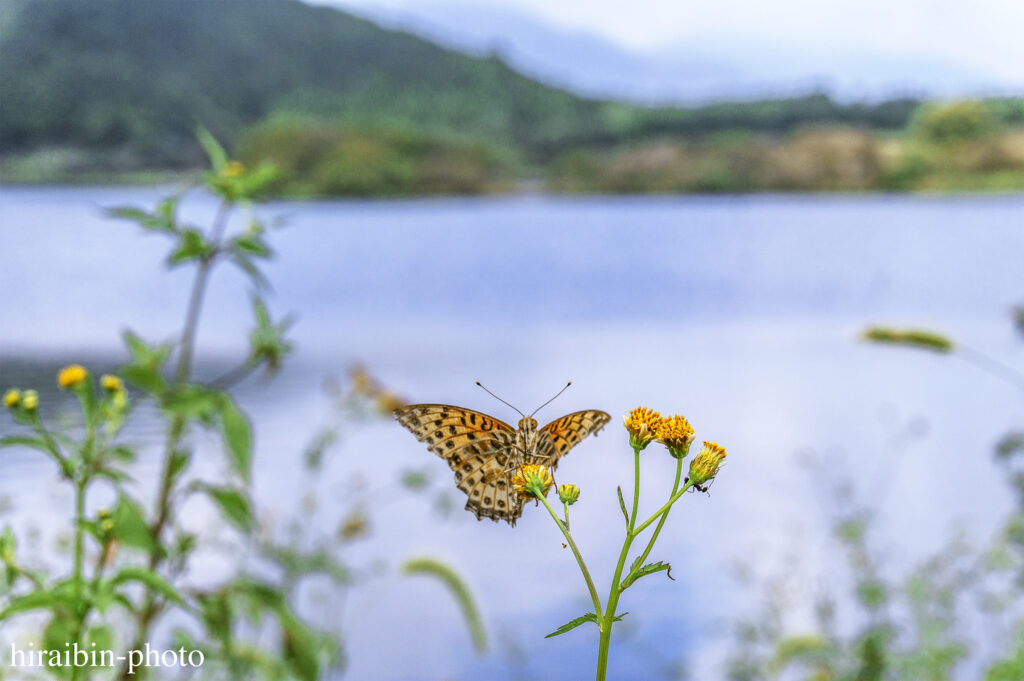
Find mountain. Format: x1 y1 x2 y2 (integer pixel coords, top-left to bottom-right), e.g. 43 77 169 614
0 0 924 178
0 0 614 167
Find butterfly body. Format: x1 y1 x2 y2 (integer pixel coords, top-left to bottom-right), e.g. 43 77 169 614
394 404 610 526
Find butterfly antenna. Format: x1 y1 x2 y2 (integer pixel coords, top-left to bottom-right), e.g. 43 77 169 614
530 381 572 417
476 381 525 418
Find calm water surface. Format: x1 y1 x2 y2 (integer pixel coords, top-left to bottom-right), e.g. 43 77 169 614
1 187 1023 679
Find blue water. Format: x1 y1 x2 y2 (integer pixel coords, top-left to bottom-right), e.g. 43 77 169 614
2 187 1023 679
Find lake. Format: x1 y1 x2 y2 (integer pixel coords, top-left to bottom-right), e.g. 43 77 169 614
2 187 1023 679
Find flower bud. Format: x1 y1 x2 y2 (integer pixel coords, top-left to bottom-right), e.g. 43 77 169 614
3 389 20 409
688 441 727 486
57 364 88 389
100 374 124 392
21 390 38 412
557 483 581 506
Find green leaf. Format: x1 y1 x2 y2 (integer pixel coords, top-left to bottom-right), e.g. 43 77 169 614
545 612 599 638
169 229 214 266
218 394 252 481
197 126 228 171
107 199 178 233
231 253 271 290
0 436 54 456
120 330 170 395
620 561 674 590
161 384 220 424
110 566 184 606
233 236 271 258
617 485 629 524
167 449 191 488
111 495 157 553
278 607 320 681
861 326 954 353
403 557 487 653
196 485 253 532
0 590 61 619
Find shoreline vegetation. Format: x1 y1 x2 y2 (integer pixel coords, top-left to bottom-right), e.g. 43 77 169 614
8 100 1024 197
4 0 1024 196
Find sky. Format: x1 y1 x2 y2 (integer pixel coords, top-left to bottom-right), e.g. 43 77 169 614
309 0 1024 101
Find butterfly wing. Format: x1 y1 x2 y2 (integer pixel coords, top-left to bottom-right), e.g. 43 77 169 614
535 410 612 469
393 404 524 525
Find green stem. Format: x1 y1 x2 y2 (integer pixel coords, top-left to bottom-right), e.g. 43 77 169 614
563 500 571 531
119 201 231 680
633 478 695 536
70 477 86 681
538 495 602 618
595 445 642 680
633 456 684 570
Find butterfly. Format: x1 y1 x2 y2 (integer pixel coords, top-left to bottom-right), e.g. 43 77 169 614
393 383 610 526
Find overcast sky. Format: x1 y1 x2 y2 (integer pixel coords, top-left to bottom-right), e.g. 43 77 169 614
309 0 1024 100
324 0 1021 63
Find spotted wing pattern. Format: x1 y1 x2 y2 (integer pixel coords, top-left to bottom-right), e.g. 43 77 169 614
393 404 525 524
535 410 612 468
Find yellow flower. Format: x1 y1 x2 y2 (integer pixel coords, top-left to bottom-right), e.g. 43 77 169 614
223 160 245 178
623 406 661 450
3 389 19 409
689 441 727 486
100 374 124 392
57 364 88 389
513 464 555 499
557 483 580 505
21 390 38 412
656 414 695 459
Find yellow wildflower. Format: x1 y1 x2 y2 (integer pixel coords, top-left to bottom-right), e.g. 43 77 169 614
513 464 554 499
623 406 661 450
100 374 124 392
21 390 38 412
3 389 19 409
57 364 88 389
223 160 245 178
557 483 580 506
656 414 695 459
689 441 727 486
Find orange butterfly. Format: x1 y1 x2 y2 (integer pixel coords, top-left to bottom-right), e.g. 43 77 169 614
393 383 610 526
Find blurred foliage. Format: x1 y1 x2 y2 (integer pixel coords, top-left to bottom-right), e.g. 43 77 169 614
0 0 977 195
0 132 483 679
238 116 516 197
729 307 1024 680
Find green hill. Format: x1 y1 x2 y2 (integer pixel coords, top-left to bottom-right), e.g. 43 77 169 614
0 0 619 169
8 0 1023 194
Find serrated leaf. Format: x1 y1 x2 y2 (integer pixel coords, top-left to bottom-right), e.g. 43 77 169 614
545 612 599 638
110 566 184 605
617 485 629 524
218 394 252 481
621 561 674 590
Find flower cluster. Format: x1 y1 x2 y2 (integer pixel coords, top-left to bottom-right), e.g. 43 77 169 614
623 406 727 483
4 365 129 426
